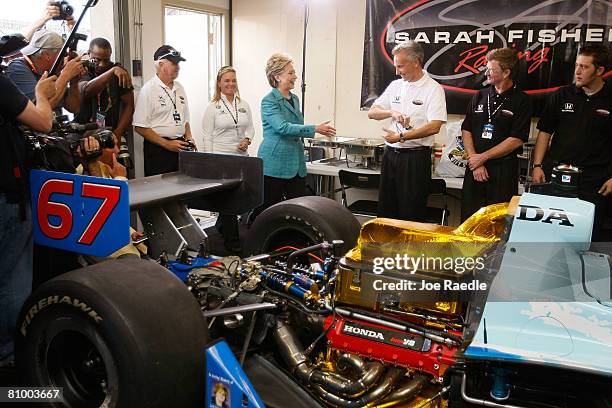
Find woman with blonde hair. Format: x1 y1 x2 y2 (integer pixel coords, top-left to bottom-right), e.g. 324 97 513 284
202 66 255 253
257 53 335 212
202 65 254 155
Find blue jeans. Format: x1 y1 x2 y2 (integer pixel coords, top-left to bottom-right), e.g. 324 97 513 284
0 195 32 366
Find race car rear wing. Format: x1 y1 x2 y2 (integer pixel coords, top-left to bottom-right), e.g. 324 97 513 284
129 152 263 258
129 152 263 213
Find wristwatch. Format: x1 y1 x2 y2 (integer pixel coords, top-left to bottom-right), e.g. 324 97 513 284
532 163 542 169
398 132 406 143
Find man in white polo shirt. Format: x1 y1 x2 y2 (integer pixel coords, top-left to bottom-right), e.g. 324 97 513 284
368 41 447 221
133 45 195 176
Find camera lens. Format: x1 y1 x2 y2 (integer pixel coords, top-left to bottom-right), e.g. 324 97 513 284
61 2 74 17
92 130 115 150
53 1 74 20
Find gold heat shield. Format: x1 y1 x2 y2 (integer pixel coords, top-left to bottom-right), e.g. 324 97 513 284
345 202 512 263
336 201 516 314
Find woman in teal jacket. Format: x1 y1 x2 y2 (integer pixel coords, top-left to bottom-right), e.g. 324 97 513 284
257 53 335 211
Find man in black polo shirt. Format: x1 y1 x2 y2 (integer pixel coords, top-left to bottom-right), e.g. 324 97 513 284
75 38 134 154
461 48 532 221
533 45 611 240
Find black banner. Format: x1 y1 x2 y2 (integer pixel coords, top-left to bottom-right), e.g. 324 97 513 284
361 0 612 114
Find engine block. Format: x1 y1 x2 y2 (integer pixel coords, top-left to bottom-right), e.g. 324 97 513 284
324 315 458 379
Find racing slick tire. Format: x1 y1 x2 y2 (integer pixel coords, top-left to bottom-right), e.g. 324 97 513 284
16 257 207 408
245 196 361 255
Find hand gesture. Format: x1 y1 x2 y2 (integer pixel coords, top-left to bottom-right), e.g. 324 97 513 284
76 136 100 160
315 120 336 137
467 152 487 171
42 1 60 23
532 167 546 183
164 139 190 152
472 166 489 182
598 177 612 197
381 127 400 143
113 66 133 88
35 71 57 100
61 54 87 81
109 154 127 178
391 111 410 128
131 230 146 242
237 138 250 152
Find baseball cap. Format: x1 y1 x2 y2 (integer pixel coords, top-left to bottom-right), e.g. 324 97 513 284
154 45 186 63
0 33 29 58
20 30 63 56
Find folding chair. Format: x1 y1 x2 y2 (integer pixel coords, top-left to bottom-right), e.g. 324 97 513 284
338 170 380 218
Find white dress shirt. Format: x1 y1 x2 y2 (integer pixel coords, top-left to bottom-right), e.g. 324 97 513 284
202 95 255 156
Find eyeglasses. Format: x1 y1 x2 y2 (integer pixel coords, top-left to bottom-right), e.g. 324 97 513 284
156 50 181 61
484 67 502 74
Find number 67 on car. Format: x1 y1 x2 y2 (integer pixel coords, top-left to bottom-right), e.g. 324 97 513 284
30 169 130 257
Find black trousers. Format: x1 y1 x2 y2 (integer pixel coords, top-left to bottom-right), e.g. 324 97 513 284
260 175 306 213
144 140 179 177
378 147 431 221
461 156 518 221
543 162 610 241
215 213 240 245
573 173 610 242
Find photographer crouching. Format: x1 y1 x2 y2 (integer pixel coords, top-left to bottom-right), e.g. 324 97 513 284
75 131 148 262
75 37 134 171
0 46 57 369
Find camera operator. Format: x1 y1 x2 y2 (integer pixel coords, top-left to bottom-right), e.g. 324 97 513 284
0 65 56 368
75 133 148 261
75 38 134 149
1 1 75 66
21 1 76 43
5 30 85 115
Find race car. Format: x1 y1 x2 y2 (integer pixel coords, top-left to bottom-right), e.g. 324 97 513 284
16 147 611 408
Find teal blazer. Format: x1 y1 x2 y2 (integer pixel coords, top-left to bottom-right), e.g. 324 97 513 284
257 88 315 178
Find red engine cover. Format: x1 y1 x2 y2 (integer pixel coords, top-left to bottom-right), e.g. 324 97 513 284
324 315 458 378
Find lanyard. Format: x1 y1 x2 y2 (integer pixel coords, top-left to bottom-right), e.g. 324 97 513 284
487 91 506 123
220 96 239 126
160 86 178 112
22 56 39 75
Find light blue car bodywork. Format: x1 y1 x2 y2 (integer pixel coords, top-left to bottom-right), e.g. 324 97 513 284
465 193 612 377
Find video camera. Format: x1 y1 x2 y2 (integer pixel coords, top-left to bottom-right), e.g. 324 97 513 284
23 117 116 174
55 121 115 160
